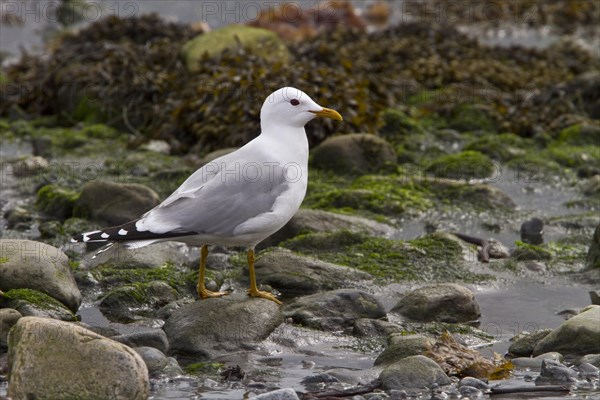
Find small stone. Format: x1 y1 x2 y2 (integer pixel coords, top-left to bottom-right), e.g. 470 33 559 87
535 359 578 384
253 388 300 400
520 218 544 245
141 140 170 154
4 206 32 229
379 355 451 390
12 155 49 177
577 362 599 379
525 261 547 272
458 377 489 390
111 329 170 354
391 284 480 323
458 386 483 399
487 239 510 259
301 373 340 384
590 291 600 305
133 346 169 376
374 335 434 366
353 318 401 338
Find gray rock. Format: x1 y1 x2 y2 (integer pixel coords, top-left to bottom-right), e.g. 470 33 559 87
577 362 599 379
508 329 553 357
133 346 183 377
0 239 81 312
587 224 600 269
251 248 371 295
0 308 22 348
4 206 32 229
579 354 600 368
8 317 149 399
75 180 160 225
353 318 401 338
391 284 480 323
520 218 544 245
12 155 49 177
459 377 489 390
533 305 600 356
458 386 483 399
310 134 397 175
301 373 341 384
379 355 451 390
590 290 600 305
163 294 283 359
534 359 578 384
85 241 195 269
512 352 563 370
254 388 300 400
325 367 382 386
261 209 394 248
375 335 434 366
284 289 386 331
487 239 510 259
112 329 170 354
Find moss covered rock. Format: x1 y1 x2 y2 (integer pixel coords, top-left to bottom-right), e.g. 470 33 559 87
379 109 426 140
586 224 600 269
75 180 160 225
375 334 434 366
556 123 600 146
310 133 397 175
182 25 290 73
36 184 79 220
0 288 76 321
426 151 495 180
448 104 497 132
464 133 531 162
0 239 81 312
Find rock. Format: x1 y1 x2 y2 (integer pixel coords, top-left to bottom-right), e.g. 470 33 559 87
0 239 81 311
112 329 170 354
458 386 483 399
283 289 386 332
590 290 600 305
374 335 434 366
325 367 382 386
163 294 283 359
83 241 194 269
579 354 600 368
577 362 599 379
426 151 495 180
133 346 183 377
261 209 394 248
534 359 578 384
533 305 600 356
586 224 600 269
0 309 22 348
8 317 149 399
301 373 340 384
508 329 553 357
459 377 490 390
250 248 371 295
379 355 451 390
99 281 178 321
353 318 401 338
0 288 76 321
12 155 49 177
487 239 510 259
391 284 480 323
253 388 300 400
310 134 397 175
141 140 170 154
512 352 563 370
520 218 544 245
75 180 160 225
35 184 79 220
4 206 32 229
525 261 547 272
182 25 290 73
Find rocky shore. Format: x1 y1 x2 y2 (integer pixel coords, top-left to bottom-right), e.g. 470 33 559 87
1 1 599 399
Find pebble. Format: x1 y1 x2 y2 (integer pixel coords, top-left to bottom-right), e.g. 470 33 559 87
535 359 578 384
458 377 489 390
253 388 300 400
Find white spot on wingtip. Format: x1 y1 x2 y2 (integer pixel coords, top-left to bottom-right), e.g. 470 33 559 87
71 238 77 243
101 233 110 239
118 229 128 235
83 235 90 242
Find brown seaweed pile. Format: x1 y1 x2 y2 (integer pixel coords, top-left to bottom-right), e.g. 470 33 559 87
1 11 598 154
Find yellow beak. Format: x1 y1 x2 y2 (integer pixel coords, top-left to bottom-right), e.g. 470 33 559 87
310 107 343 121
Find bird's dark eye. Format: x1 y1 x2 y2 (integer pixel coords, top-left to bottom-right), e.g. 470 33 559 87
290 99 300 106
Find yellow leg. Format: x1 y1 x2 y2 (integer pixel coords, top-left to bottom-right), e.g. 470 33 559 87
197 244 228 299
246 248 282 305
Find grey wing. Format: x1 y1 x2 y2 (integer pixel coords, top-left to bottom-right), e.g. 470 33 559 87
135 164 289 236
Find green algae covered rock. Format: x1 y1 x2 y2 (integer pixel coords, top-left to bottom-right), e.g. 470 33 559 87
426 151 495 180
182 25 290 73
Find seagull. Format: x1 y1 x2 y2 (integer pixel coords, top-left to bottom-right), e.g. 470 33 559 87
72 87 342 304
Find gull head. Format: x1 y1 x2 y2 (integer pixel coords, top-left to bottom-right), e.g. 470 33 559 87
260 87 342 130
